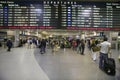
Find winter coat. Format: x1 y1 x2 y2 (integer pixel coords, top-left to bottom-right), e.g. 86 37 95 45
6 40 13 48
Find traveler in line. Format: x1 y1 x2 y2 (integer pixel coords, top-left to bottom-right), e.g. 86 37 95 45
6 39 13 51
99 37 111 69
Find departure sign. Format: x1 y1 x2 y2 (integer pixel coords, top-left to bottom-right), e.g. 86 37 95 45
0 1 120 30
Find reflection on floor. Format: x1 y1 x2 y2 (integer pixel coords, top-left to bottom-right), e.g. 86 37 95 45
0 47 49 80
34 47 120 80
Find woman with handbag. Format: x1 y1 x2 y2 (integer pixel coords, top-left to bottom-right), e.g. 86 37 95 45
91 39 100 61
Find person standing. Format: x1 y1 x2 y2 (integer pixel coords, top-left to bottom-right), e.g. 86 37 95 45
81 39 85 55
91 38 97 61
72 39 77 51
99 37 111 69
0 42 2 47
6 39 13 51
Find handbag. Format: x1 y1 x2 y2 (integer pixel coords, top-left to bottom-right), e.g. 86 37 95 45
92 46 100 52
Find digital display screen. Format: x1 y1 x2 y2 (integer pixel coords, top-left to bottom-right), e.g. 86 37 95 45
0 1 120 30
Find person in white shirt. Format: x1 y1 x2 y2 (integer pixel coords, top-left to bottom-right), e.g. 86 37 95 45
99 37 111 69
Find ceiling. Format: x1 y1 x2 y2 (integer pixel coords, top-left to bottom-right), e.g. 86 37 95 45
6 0 119 2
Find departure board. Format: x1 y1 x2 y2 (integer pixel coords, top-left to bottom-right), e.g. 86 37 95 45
0 1 120 30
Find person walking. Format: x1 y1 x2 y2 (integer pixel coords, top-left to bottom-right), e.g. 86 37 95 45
6 39 13 51
99 37 111 69
40 39 46 54
27 38 32 49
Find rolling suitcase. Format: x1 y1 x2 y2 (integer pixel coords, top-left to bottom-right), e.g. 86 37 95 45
104 57 116 76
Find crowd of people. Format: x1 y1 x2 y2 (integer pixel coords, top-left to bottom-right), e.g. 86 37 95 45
11 37 87 55
2 37 108 56
1 36 113 73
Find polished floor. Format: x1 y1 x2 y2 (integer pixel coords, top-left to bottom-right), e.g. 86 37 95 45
0 47 49 80
0 45 120 80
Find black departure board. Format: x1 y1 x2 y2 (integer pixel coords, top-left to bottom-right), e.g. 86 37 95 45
0 1 120 29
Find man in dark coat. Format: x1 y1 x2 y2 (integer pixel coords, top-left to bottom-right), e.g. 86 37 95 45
81 39 85 55
6 39 13 51
40 39 46 54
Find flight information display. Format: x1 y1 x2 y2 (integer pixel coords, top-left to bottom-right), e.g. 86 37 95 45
0 1 120 30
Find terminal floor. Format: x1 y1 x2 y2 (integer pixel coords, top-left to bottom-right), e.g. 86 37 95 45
0 47 49 80
0 46 120 80
34 47 120 80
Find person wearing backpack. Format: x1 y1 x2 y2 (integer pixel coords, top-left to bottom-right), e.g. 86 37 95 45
6 39 13 51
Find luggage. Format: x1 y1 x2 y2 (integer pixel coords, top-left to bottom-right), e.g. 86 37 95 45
103 58 116 76
0 42 2 47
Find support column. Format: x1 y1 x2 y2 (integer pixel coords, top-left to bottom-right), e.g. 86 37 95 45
107 31 118 50
14 30 19 47
104 31 111 42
